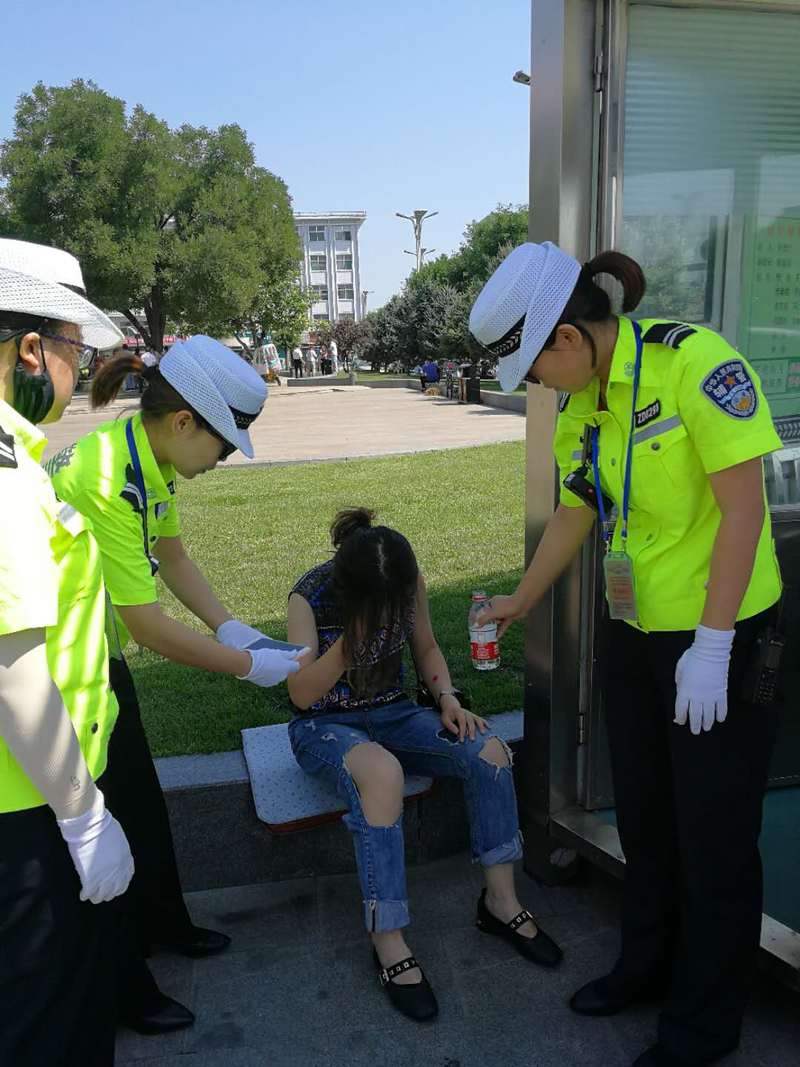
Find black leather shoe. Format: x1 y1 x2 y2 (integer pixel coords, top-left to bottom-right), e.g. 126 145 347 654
122 994 195 1035
159 925 231 959
373 949 438 1022
475 888 563 968
570 972 666 1017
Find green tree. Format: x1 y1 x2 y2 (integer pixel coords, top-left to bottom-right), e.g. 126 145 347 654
232 276 311 353
0 80 300 352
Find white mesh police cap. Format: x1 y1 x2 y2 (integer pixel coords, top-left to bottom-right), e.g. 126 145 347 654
159 335 267 458
469 242 581 393
0 238 123 350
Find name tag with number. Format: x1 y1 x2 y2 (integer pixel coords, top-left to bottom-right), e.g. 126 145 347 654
603 551 638 621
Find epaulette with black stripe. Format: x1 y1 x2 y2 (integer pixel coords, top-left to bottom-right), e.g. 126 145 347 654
0 423 18 468
642 322 697 349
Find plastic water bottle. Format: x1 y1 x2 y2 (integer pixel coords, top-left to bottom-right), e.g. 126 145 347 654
468 591 499 671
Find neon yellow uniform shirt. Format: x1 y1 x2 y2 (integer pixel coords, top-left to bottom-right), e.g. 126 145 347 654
47 412 180 651
0 399 118 813
553 317 782 632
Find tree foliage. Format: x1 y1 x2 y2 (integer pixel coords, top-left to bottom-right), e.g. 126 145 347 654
0 80 300 352
363 203 528 370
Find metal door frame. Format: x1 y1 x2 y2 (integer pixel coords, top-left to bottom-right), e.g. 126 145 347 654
521 0 800 984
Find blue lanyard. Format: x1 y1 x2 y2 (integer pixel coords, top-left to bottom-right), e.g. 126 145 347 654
125 418 158 576
591 319 644 547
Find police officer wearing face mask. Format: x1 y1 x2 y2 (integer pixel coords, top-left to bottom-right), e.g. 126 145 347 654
471 242 783 1067
0 238 133 1066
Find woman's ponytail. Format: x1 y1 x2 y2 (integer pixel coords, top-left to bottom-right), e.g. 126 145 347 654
331 507 375 548
542 249 647 357
91 352 147 408
584 251 646 313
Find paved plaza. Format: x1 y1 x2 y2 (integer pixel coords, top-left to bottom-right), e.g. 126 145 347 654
118 856 799 1067
43 384 525 466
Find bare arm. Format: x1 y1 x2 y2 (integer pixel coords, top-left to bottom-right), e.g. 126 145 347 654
0 629 99 819
286 593 346 710
409 573 455 701
155 535 232 632
481 502 596 635
701 458 766 630
117 602 251 676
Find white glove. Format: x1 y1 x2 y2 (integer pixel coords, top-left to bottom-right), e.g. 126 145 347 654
238 646 301 688
57 790 135 904
216 619 266 650
674 624 735 735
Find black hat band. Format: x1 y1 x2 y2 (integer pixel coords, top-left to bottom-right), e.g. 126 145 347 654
482 313 526 358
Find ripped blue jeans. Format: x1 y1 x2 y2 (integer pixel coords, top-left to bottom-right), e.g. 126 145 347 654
288 699 522 932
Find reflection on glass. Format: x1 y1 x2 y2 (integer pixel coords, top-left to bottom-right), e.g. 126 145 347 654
622 5 800 428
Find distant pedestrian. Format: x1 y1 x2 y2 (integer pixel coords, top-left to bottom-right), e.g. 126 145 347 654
421 358 439 392
305 347 318 376
291 345 304 379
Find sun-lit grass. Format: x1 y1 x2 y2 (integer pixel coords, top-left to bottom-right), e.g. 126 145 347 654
128 441 527 757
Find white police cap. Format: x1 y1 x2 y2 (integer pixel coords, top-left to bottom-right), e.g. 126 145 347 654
159 335 267 458
469 242 581 393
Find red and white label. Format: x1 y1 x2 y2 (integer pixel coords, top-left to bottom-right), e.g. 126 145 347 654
471 641 499 661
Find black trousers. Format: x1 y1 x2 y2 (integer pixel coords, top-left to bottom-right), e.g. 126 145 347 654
0 805 119 1067
104 655 193 952
603 609 779 1065
292 358 303 378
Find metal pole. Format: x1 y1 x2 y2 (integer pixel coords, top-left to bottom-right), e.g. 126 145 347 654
396 209 438 272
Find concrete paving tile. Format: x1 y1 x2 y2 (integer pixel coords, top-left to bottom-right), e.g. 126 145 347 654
183 879 319 952
431 1009 629 1067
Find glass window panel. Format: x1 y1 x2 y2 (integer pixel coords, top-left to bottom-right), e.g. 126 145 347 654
623 4 800 425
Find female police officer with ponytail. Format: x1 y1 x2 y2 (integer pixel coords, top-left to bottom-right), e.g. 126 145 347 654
46 338 301 990
470 242 782 1067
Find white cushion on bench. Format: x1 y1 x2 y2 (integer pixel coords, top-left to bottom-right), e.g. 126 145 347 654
241 709 523 833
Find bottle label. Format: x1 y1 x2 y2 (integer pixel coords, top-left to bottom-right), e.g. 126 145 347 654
471 640 499 661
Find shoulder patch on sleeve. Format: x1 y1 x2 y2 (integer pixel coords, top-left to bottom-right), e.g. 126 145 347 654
44 443 76 478
642 322 697 349
558 392 570 413
0 425 18 469
700 360 758 420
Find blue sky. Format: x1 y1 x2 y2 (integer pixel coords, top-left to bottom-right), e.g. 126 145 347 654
0 0 530 309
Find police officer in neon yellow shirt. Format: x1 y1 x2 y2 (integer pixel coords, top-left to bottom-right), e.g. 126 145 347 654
0 238 133 1066
48 335 301 969
470 243 783 1067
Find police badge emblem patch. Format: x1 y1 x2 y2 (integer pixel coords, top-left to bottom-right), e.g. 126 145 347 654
701 360 758 419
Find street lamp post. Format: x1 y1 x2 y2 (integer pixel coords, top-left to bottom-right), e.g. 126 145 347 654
396 209 438 271
361 290 373 317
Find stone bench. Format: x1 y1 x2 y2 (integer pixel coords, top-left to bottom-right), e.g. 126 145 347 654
240 710 524 833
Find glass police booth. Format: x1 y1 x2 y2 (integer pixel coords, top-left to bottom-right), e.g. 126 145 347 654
519 0 800 985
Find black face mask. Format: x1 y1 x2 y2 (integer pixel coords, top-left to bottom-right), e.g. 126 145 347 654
12 340 55 424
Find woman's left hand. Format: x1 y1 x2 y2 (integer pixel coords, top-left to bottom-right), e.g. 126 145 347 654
439 695 489 742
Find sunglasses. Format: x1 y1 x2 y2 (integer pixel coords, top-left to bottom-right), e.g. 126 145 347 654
194 413 237 461
39 331 96 371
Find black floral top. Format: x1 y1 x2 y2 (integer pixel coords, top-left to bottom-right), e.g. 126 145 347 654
290 559 412 714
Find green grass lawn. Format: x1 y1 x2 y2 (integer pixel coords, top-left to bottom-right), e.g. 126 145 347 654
128 440 527 757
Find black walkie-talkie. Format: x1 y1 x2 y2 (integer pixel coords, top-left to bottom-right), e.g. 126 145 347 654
744 626 786 706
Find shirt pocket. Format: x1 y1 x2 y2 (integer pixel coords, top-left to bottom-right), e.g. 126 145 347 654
630 419 696 513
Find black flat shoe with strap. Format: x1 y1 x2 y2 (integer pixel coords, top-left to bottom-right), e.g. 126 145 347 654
372 949 439 1022
475 888 563 968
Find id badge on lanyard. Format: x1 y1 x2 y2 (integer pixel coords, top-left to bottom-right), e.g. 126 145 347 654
593 320 643 623
602 552 638 621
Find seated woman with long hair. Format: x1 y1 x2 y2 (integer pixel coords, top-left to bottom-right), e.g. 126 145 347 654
287 508 563 1022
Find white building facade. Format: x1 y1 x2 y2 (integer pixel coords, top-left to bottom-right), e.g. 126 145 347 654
294 211 367 325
